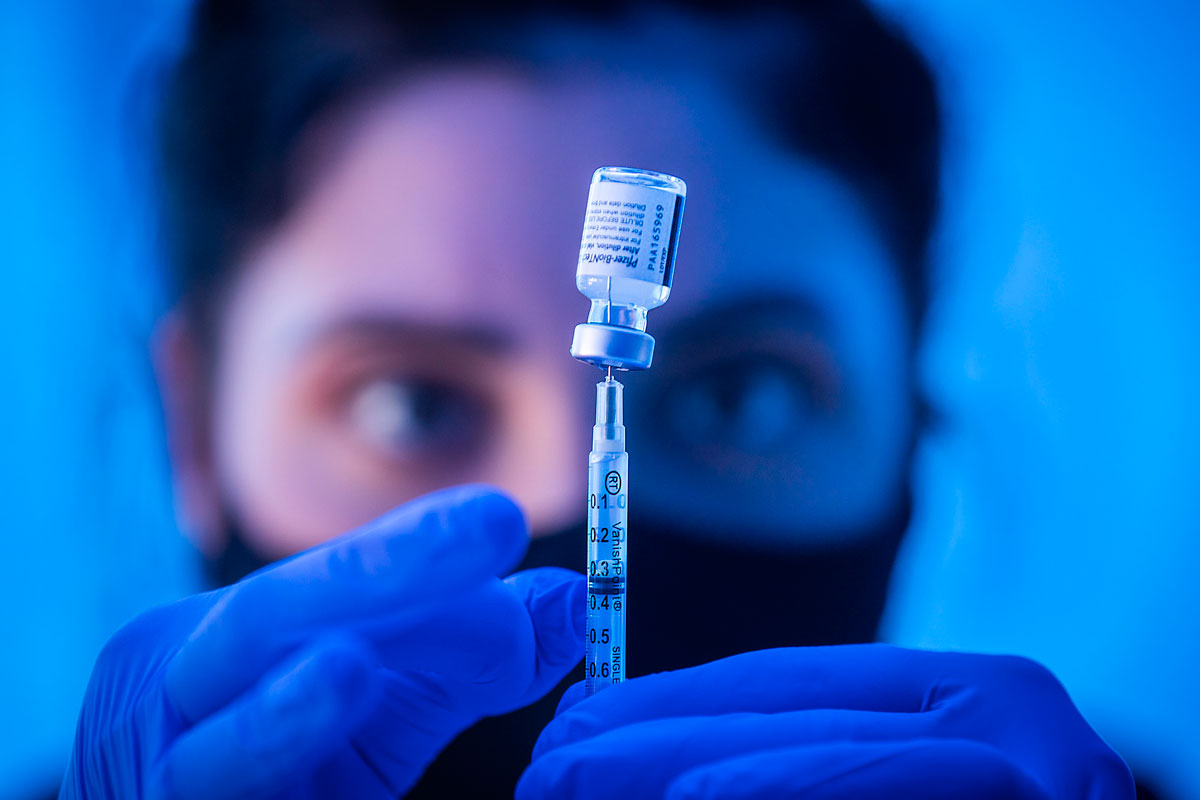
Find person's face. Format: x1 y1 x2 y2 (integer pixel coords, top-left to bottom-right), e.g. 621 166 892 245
168 52 914 561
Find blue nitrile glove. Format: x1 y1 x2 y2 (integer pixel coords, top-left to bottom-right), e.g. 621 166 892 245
60 484 585 800
520 645 1134 800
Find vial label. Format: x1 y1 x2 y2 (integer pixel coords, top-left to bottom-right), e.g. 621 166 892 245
578 181 682 287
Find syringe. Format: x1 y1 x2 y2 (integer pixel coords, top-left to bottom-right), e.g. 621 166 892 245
570 166 686 697
585 374 627 694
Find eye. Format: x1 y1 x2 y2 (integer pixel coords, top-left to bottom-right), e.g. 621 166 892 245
345 377 488 461
661 358 817 454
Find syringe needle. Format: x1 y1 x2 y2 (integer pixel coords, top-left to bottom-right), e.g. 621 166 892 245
607 366 613 382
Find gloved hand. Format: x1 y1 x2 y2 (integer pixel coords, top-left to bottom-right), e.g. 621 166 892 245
60 484 585 800
520 644 1134 799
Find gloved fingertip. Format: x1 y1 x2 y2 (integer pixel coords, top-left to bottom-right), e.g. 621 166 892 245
156 634 383 800
447 485 530 573
530 706 598 761
508 568 587 662
564 573 587 644
664 770 716 800
555 681 587 716
311 633 382 722
261 634 380 734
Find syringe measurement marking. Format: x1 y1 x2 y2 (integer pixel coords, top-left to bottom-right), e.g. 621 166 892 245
586 452 627 695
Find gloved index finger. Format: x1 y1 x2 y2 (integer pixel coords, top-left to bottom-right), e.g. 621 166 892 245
165 484 529 723
537 644 941 758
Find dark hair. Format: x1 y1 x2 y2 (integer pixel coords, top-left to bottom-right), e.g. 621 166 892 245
160 0 940 338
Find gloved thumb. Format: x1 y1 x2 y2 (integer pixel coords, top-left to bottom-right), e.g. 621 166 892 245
150 633 380 800
504 567 587 710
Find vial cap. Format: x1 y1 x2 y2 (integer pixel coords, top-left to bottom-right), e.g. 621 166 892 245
571 323 654 371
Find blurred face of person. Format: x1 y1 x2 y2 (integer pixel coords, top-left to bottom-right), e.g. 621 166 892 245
165 24 915 563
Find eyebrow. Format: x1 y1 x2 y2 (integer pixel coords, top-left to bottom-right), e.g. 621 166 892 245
659 292 829 344
297 313 517 356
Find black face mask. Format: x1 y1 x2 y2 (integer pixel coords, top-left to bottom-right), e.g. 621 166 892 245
203 516 273 589
205 494 911 798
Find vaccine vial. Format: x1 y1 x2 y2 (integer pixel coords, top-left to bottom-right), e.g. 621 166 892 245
571 166 686 370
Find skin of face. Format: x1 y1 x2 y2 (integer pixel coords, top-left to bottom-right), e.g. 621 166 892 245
160 32 915 561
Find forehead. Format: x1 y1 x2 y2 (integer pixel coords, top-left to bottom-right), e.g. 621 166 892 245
249 61 906 362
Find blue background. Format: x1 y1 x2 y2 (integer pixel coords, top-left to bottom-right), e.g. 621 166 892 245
1 1 1196 796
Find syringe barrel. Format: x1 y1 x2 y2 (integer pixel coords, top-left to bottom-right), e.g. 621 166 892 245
586 376 628 696
586 445 628 695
